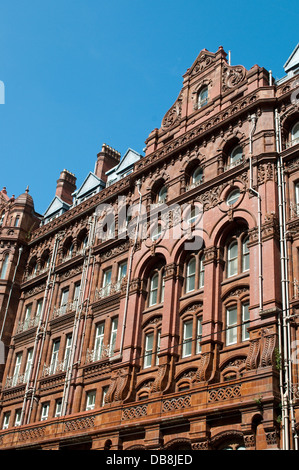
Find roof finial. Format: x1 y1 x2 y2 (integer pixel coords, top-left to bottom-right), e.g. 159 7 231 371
25 185 29 193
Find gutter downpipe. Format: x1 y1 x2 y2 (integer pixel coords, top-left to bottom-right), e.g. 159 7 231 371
249 113 263 314
0 245 23 343
275 109 298 450
118 179 142 359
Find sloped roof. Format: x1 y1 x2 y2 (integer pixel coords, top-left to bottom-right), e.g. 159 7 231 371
73 171 104 199
284 43 299 73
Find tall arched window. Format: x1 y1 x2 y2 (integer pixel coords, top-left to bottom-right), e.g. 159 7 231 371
230 145 243 166
291 122 299 145
198 86 208 108
186 258 196 293
226 230 249 278
0 253 9 279
181 312 203 358
149 273 159 306
143 318 162 369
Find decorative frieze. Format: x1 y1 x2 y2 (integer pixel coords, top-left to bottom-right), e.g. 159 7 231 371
122 404 148 421
208 384 241 402
162 394 191 412
64 416 95 432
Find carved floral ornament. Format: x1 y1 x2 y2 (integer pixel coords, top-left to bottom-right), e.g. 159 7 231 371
222 64 246 92
161 92 183 130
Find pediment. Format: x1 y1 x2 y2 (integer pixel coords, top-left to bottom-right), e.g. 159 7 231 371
184 49 217 78
284 43 299 73
43 196 69 217
75 172 104 198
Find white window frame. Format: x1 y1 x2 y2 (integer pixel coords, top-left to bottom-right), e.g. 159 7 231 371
55 399 62 417
24 348 33 383
143 332 154 369
149 272 159 306
242 303 250 341
109 318 118 356
0 253 9 280
86 390 96 411
198 86 208 108
227 240 238 277
196 317 203 354
41 403 50 421
50 339 60 375
242 236 250 272
12 352 22 386
94 323 105 361
2 412 10 430
186 258 196 293
14 409 22 427
226 306 238 346
182 320 193 358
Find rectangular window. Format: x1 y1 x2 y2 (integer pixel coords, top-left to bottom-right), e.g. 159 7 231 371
94 322 105 361
74 282 81 303
156 330 161 366
14 409 22 427
186 259 196 293
86 391 96 411
143 332 154 368
101 386 109 407
55 399 62 417
196 318 202 354
50 339 60 374
36 299 43 318
0 254 9 280
102 268 112 296
296 182 299 205
226 306 238 345
12 352 22 386
109 318 118 356
242 303 250 341
182 320 193 357
24 304 32 329
60 287 69 313
2 412 10 430
117 261 127 281
41 403 49 421
24 348 33 383
63 335 72 370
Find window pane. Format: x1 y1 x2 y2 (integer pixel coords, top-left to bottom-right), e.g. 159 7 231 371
149 273 159 305
109 318 118 356
242 303 250 341
144 332 154 368
226 307 238 345
199 255 205 288
186 258 196 292
292 122 299 141
230 146 242 164
183 321 193 357
0 254 9 279
196 318 202 354
242 237 250 271
228 242 238 277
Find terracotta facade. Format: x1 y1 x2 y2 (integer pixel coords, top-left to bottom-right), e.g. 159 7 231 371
0 46 299 450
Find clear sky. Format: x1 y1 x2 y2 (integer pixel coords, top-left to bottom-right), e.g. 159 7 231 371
0 0 298 215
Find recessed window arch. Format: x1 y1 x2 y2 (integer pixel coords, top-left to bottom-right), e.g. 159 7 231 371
198 86 208 109
291 121 299 144
185 161 204 192
151 180 168 206
223 141 243 171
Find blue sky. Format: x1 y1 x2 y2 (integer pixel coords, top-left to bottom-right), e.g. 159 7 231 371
0 0 298 214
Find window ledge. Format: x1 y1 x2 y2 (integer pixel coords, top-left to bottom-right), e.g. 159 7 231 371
180 288 204 302
221 271 249 286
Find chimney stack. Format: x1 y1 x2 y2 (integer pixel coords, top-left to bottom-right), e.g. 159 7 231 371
94 144 121 182
55 169 76 205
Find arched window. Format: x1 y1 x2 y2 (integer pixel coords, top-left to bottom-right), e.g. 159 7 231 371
0 253 9 279
0 211 5 226
198 86 208 108
151 182 167 207
151 223 162 242
225 145 243 170
291 122 299 144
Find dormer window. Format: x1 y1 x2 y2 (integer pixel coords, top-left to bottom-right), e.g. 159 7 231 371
198 86 208 109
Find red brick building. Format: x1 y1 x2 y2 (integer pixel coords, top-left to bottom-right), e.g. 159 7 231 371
1 45 299 450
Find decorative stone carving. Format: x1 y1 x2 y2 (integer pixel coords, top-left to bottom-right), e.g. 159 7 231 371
208 384 241 402
222 65 246 92
64 416 95 432
151 364 169 393
122 405 148 420
193 352 212 382
161 93 183 130
162 394 191 412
